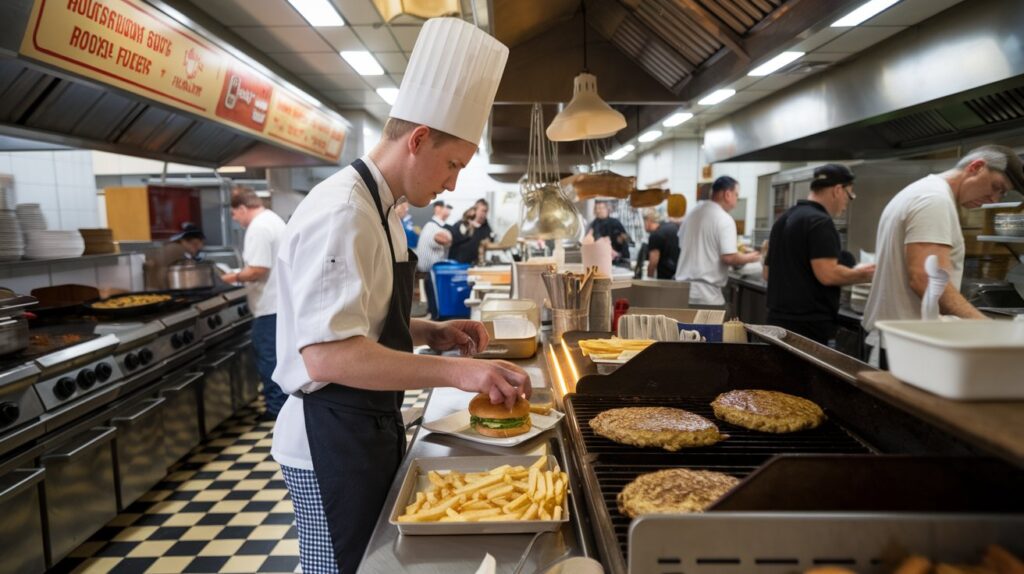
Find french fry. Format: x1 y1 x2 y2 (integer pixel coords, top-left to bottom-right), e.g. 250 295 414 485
489 464 511 475
445 508 462 519
485 485 515 500
522 502 539 520
527 468 539 497
428 470 447 488
545 471 554 501
539 506 551 520
529 456 548 471
534 471 546 501
553 506 562 520
503 493 530 513
453 473 503 495
460 508 502 520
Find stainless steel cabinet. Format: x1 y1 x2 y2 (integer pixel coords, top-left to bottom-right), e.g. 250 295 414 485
112 398 167 510
197 352 235 436
230 341 260 410
41 427 118 567
159 373 202 469
0 468 46 574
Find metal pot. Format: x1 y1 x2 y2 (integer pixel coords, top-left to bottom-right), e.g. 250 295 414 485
0 290 36 356
166 260 216 290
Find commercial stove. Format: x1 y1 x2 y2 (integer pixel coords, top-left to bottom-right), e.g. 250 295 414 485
559 335 1024 574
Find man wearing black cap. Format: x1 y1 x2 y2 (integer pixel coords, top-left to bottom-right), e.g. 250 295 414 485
765 164 875 345
168 222 206 260
415 200 454 318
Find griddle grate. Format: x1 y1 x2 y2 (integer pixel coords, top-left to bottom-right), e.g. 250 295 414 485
565 394 873 567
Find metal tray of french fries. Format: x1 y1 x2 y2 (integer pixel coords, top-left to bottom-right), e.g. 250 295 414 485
389 455 570 535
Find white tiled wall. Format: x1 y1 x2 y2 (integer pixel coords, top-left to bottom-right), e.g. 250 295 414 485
0 253 145 294
0 150 100 230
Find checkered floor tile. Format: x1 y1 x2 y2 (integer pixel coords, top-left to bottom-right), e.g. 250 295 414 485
52 392 432 574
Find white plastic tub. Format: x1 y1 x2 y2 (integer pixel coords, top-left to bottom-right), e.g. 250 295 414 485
876 320 1024 400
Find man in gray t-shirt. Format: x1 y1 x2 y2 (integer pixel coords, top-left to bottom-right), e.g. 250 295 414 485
862 145 1024 365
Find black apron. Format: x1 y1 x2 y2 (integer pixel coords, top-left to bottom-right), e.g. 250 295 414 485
301 159 416 572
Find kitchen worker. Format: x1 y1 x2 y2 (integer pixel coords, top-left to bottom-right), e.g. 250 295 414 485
415 200 454 319
587 201 631 266
221 188 288 419
674 176 761 305
643 209 681 279
764 164 875 345
144 222 206 289
862 145 1023 367
271 18 526 573
450 198 495 264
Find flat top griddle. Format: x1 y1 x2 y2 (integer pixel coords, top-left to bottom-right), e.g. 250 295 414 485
564 393 872 566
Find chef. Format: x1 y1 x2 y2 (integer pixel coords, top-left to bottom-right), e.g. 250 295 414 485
271 18 528 574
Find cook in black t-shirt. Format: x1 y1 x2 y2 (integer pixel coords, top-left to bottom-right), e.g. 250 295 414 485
764 164 875 345
646 221 680 279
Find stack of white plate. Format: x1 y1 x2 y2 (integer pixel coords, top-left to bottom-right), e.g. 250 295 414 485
850 283 872 314
0 210 25 261
15 204 47 235
23 230 85 260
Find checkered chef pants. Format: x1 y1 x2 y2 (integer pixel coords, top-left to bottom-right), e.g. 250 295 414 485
280 465 340 574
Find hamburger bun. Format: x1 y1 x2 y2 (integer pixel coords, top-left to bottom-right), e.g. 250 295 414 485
469 393 532 438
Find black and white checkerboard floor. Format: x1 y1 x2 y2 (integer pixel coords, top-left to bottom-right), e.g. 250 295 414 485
51 389 431 574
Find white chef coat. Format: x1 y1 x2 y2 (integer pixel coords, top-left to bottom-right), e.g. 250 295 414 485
241 209 287 317
673 201 738 305
271 156 408 470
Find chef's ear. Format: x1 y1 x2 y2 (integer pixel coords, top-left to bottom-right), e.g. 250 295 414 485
407 125 431 155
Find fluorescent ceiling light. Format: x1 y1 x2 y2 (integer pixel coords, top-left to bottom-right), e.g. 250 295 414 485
698 89 736 106
287 0 344 26
748 51 805 76
216 166 246 173
638 130 662 143
604 144 635 161
662 112 693 127
341 51 384 76
376 87 399 105
832 0 900 27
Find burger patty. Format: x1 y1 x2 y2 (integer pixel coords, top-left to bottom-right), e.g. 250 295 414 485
617 468 739 518
711 389 825 433
588 407 724 451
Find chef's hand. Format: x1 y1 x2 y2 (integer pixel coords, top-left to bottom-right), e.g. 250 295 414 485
427 320 490 355
220 272 239 284
454 359 532 408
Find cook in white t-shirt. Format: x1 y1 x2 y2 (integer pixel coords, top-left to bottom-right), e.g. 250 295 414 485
674 177 761 305
862 145 1023 360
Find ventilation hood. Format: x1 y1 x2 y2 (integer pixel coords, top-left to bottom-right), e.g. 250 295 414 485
0 0 347 167
703 0 1024 162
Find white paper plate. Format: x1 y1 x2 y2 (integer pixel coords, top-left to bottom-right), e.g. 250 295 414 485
422 409 565 446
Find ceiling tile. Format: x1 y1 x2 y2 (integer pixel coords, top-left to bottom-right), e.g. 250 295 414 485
320 26 366 51
189 0 307 27
390 26 422 51
334 0 384 25
360 75 398 89
299 73 368 90
375 52 407 74
817 26 906 54
856 0 963 26
352 25 401 52
231 26 334 53
790 27 846 54
268 52 348 75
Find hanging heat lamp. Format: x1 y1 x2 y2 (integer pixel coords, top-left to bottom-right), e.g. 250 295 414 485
546 1 626 142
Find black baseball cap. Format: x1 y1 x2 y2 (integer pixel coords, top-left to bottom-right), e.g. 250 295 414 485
811 164 855 190
169 222 205 242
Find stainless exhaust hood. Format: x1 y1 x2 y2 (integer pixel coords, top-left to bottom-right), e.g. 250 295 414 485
703 0 1024 163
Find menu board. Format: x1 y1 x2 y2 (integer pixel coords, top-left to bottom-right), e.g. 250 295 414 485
20 0 346 163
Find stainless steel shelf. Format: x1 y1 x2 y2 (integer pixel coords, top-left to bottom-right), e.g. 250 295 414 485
977 235 1024 243
0 252 135 270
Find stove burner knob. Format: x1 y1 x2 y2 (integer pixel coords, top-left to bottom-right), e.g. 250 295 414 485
207 317 217 329
125 352 139 371
0 402 19 426
171 333 183 349
182 330 194 344
214 315 224 327
55 377 76 400
95 362 113 382
139 348 154 365
237 306 244 317
77 369 97 390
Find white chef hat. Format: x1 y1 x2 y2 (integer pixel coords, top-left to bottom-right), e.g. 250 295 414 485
390 18 509 145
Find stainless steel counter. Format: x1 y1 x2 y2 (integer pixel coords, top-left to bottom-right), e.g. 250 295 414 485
357 349 594 574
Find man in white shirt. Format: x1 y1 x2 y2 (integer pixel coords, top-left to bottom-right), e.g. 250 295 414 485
674 176 761 305
415 200 453 318
272 18 524 573
862 145 1023 366
221 189 288 418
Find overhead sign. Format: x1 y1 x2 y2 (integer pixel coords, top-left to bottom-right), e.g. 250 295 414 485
20 0 346 163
